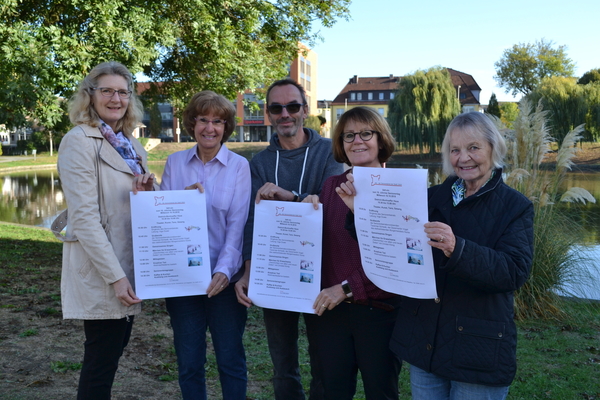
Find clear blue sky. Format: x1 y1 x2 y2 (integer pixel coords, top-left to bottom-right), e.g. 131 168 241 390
310 0 599 104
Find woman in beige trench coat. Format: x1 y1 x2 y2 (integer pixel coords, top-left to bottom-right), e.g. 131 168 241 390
57 61 156 400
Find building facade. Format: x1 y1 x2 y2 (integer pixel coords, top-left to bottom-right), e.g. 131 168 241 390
330 69 482 132
234 45 318 142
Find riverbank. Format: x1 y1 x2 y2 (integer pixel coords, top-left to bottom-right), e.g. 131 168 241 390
1 141 599 172
0 223 599 398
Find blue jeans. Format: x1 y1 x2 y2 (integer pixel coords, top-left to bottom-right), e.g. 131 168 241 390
263 308 323 400
166 285 247 400
410 365 510 400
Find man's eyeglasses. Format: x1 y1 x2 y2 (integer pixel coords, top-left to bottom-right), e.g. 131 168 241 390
195 117 226 127
92 87 132 99
267 103 305 115
342 130 379 143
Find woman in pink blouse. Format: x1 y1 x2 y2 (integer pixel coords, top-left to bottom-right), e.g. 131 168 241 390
304 106 400 400
160 91 251 400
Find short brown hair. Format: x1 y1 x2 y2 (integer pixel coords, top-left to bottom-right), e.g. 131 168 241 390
182 91 236 143
266 78 307 106
68 61 143 134
332 107 396 166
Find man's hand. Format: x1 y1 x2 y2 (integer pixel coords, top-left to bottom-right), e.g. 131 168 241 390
234 260 253 307
255 182 295 203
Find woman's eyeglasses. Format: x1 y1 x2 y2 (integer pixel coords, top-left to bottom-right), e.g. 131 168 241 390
92 87 132 99
195 117 226 127
342 130 378 143
267 103 305 115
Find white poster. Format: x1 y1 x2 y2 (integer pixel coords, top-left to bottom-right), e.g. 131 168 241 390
353 167 437 299
248 200 322 313
130 190 212 299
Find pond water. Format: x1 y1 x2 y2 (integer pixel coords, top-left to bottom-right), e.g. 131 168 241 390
2 165 599 298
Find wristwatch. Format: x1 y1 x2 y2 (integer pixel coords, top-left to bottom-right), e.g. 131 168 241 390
341 280 353 298
292 190 300 202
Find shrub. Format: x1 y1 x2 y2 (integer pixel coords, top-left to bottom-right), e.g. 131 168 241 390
499 99 597 319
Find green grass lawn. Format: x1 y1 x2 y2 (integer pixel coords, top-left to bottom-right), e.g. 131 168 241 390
0 223 598 398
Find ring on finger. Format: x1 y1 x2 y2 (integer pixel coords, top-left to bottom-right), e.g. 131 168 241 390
321 304 326 308
439 235 445 243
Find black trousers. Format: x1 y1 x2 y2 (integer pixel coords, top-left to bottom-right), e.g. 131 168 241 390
304 300 401 400
77 316 134 400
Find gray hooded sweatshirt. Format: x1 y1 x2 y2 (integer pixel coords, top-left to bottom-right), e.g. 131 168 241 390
242 128 343 261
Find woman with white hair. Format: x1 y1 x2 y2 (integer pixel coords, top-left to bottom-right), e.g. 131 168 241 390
390 112 534 399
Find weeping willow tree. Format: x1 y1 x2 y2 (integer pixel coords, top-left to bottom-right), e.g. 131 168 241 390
501 99 597 319
527 76 600 142
388 67 460 155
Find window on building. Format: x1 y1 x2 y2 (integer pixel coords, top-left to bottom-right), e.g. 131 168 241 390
379 92 384 100
300 57 305 74
336 108 344 120
306 60 311 78
390 92 395 100
350 93 356 101
357 93 362 100
378 108 384 116
460 93 466 100
368 92 373 100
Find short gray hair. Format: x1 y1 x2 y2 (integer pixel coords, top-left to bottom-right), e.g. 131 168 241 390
441 112 507 176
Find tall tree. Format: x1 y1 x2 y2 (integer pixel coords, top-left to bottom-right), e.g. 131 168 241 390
388 67 460 155
494 39 575 97
578 68 600 85
486 93 501 118
500 102 519 129
526 76 598 142
0 0 350 143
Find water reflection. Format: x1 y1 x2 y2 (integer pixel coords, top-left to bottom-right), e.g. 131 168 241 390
0 164 165 229
1 167 599 245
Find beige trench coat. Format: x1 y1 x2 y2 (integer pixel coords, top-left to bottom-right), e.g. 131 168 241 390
58 124 152 319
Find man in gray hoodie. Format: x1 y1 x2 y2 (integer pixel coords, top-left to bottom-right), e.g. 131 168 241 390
235 78 342 399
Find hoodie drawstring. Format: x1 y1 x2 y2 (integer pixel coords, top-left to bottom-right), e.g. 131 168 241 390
275 146 309 195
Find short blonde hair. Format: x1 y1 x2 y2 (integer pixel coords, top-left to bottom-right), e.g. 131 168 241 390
68 61 143 135
332 107 396 166
182 91 236 143
441 112 507 176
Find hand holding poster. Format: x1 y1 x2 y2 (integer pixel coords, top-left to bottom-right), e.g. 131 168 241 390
130 190 213 299
352 167 437 299
248 200 322 313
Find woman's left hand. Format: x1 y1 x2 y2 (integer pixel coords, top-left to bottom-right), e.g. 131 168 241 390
132 173 155 194
424 221 456 258
313 285 346 316
302 195 320 210
207 272 229 298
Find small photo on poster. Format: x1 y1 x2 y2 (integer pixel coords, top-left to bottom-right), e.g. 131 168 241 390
407 253 424 266
300 260 314 271
188 257 203 267
406 238 422 251
300 273 314 283
187 244 202 254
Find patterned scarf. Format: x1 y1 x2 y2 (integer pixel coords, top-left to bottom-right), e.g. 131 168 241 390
98 120 144 175
451 170 495 206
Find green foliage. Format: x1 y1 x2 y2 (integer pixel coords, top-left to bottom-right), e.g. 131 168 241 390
578 68 600 85
148 101 163 137
50 360 82 373
19 328 38 337
527 76 600 142
0 0 350 136
388 67 460 155
499 102 519 129
304 115 322 133
486 93 501 118
16 139 35 153
501 99 597 319
494 39 575 96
